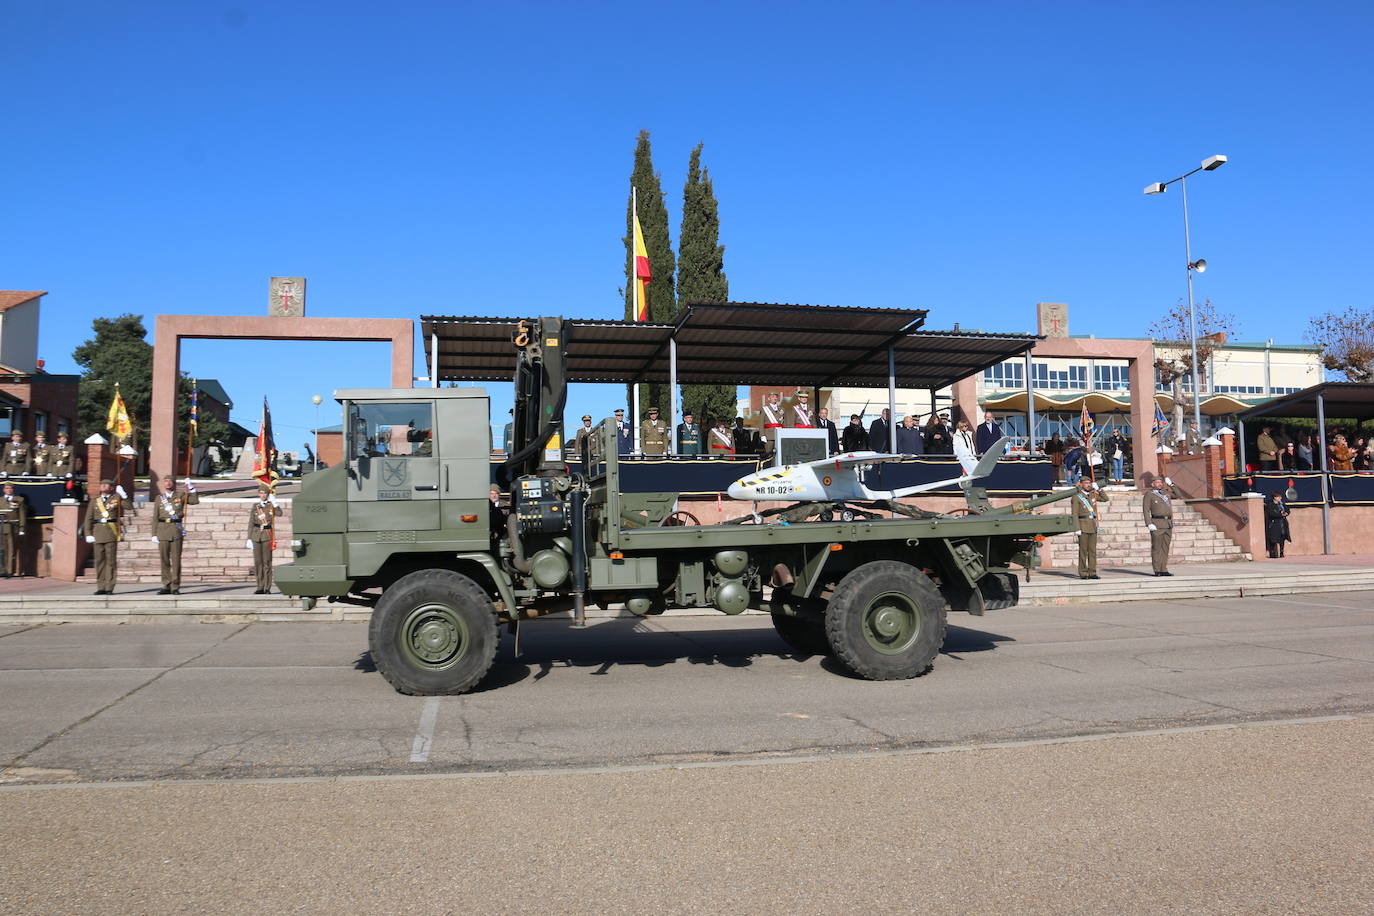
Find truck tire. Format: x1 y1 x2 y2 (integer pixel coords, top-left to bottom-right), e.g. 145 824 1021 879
368 569 499 696
769 587 830 655
824 560 945 681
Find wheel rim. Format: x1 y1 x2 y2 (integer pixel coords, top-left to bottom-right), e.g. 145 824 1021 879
861 591 920 655
400 603 470 669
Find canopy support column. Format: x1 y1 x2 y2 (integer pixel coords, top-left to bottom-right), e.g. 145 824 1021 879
1024 350 1037 455
669 337 678 455
1238 419 1246 471
431 333 439 388
887 345 898 452
1317 392 1331 555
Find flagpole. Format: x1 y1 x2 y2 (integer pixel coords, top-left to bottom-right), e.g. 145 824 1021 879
184 379 195 480
631 184 641 456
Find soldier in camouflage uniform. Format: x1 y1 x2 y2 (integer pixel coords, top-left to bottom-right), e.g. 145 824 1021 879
0 482 28 577
152 477 199 594
640 407 668 456
82 479 123 594
2 430 31 477
245 484 282 594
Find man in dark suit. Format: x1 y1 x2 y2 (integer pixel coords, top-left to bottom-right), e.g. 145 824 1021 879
868 409 891 454
817 407 839 455
613 409 632 456
975 412 1004 456
840 414 868 452
731 417 757 456
895 415 925 455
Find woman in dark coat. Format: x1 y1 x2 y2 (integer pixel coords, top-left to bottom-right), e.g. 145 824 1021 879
1264 492 1291 559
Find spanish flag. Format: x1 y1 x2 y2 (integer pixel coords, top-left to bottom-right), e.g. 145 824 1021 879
252 397 280 491
106 384 133 441
632 206 651 322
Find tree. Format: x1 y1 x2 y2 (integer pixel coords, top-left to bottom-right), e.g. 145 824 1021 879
623 129 676 420
1148 299 1238 441
1307 306 1374 382
676 142 737 427
73 314 230 460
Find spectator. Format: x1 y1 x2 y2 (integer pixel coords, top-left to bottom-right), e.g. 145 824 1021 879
731 417 758 456
1062 437 1085 485
923 414 951 454
1329 434 1355 471
1045 432 1065 483
952 419 977 472
1106 429 1129 483
975 412 1004 456
1281 442 1298 471
1296 434 1314 471
895 415 924 455
840 414 868 452
1264 492 1291 559
1353 436 1370 472
1256 425 1279 471
868 409 892 454
817 407 839 455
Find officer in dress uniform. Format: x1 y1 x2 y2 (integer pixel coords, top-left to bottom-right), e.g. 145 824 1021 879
2 430 32 477
760 392 785 430
1143 476 1176 576
1070 477 1109 579
573 415 594 458
676 411 703 455
152 477 199 595
817 407 839 455
613 409 632 456
640 407 668 456
0 482 28 577
709 418 734 455
789 391 813 428
30 432 51 475
45 431 76 478
82 479 123 594
245 485 281 594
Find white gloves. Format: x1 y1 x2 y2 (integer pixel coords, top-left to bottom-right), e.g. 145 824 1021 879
1092 481 1100 490
116 485 128 499
85 535 95 544
18 530 23 535
245 540 253 549
1164 477 1173 486
184 478 196 492
1073 530 1081 538
1147 524 1157 532
268 494 279 506
150 536 159 543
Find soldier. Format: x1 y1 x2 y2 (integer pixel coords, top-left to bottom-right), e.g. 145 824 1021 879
0 482 28 577
30 431 51 475
82 479 123 595
501 409 514 454
244 485 281 594
573 415 594 456
613 409 632 456
1186 419 1203 456
640 407 668 456
789 391 813 428
44 431 76 478
1070 477 1109 580
709 418 734 455
152 477 199 595
2 430 31 477
760 392 785 430
676 411 702 456
1143 476 1176 576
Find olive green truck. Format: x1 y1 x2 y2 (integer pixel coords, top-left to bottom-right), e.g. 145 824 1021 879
276 318 1074 694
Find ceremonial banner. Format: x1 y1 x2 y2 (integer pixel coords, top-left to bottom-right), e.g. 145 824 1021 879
253 398 280 490
106 386 132 441
632 197 650 322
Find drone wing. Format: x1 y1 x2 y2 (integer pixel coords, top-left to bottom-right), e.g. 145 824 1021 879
825 451 912 470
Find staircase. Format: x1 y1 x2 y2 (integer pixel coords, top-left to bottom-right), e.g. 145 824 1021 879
79 497 295 585
1040 487 1248 568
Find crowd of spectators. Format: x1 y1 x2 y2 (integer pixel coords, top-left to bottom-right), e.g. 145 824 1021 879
1248 423 1374 472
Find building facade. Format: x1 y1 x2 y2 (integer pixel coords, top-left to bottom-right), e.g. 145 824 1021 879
0 291 80 440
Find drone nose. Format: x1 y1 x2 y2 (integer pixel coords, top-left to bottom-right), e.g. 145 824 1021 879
727 481 750 500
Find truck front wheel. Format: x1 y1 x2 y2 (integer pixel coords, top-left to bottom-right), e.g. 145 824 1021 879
824 560 946 681
368 569 499 696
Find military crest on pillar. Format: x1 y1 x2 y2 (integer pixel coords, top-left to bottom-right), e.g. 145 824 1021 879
269 277 306 317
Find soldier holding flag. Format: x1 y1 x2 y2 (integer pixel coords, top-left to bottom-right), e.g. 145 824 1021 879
245 484 281 594
152 476 199 594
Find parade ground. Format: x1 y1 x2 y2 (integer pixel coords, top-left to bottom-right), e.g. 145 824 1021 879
3 590 1371 912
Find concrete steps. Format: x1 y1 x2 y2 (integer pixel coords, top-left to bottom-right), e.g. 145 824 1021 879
1041 488 1249 568
1019 565 1374 606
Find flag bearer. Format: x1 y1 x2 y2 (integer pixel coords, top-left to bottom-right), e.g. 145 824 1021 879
152 477 199 595
1071 477 1109 580
82 479 123 595
245 485 281 594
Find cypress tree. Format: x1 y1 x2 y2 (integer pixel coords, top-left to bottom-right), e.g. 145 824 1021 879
676 142 736 427
623 130 675 419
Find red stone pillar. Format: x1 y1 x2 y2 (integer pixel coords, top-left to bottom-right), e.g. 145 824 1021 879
1128 357 1155 489
84 436 134 492
1204 439 1223 498
951 375 979 427
49 503 88 581
1218 428 1236 477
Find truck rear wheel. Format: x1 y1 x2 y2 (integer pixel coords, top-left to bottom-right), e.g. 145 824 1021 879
368 569 499 696
824 560 945 681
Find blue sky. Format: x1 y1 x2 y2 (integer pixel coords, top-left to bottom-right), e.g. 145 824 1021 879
6 0 1371 446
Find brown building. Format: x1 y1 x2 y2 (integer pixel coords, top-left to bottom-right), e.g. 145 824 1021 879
0 291 79 440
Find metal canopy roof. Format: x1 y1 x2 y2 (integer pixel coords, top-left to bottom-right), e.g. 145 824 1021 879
1234 382 1374 422
421 302 1040 390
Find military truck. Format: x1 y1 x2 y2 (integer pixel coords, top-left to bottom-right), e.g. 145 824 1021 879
276 318 1074 694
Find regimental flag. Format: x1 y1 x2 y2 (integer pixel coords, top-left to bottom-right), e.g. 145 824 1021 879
189 380 199 439
106 384 133 441
1151 403 1170 438
252 397 279 491
632 203 651 322
1079 403 1095 442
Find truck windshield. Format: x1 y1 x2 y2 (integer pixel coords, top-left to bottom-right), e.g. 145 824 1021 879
348 403 435 460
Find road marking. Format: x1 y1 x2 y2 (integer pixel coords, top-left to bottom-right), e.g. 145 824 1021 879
4 712 1368 793
409 697 441 763
1247 596 1373 609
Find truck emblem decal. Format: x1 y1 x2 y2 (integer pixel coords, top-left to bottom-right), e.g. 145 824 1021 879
382 460 408 487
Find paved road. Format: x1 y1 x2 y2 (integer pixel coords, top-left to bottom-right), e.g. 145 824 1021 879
2 591 1371 783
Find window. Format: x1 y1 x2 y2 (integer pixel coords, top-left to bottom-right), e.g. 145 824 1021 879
347 402 435 460
1034 362 1087 390
983 361 1024 388
1093 365 1130 391
34 412 46 434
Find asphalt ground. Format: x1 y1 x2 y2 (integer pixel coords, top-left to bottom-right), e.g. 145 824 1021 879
2 593 1372 913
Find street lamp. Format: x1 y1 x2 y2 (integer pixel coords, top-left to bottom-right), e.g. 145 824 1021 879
311 395 323 471
1143 154 1227 441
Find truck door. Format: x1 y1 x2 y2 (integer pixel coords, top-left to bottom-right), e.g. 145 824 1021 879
345 400 440 531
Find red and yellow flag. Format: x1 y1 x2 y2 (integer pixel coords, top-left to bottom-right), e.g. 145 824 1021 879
105 385 133 441
252 397 280 491
633 208 651 322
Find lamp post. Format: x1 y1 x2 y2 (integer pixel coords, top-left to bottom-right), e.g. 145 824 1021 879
1144 154 1226 440
311 395 322 471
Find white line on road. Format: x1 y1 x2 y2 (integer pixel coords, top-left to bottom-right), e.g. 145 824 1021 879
1247 596 1373 609
408 697 441 763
